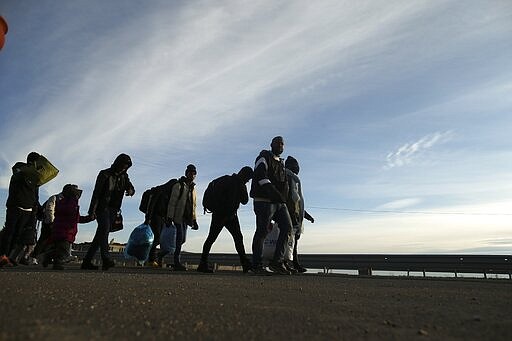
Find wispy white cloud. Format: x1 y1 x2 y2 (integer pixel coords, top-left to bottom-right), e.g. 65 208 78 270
2 0 512 252
385 131 454 169
376 198 422 210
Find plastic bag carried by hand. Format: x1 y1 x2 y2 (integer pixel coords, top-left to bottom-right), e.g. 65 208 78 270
160 224 177 255
124 223 154 263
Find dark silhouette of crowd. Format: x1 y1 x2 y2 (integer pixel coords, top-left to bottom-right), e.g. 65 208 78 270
0 137 314 275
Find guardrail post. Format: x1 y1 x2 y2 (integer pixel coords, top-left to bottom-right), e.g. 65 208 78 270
358 267 372 276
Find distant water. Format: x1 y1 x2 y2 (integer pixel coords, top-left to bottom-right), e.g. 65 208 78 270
309 268 511 279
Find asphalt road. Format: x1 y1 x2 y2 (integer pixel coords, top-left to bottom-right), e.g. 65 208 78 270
1 265 511 340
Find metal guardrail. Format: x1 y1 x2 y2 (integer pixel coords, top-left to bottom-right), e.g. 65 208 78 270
74 251 512 278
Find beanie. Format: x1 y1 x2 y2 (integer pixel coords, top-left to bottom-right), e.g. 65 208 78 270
186 164 197 174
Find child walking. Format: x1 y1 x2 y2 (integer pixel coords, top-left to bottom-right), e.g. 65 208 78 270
50 184 93 270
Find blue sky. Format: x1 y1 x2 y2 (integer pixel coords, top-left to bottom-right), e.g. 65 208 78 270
1 0 511 254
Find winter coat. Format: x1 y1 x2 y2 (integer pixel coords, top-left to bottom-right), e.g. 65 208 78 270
250 150 288 203
6 162 39 210
52 197 91 243
88 168 134 215
286 169 305 233
166 177 196 225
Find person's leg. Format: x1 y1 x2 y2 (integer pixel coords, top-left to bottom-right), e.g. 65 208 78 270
1 208 31 260
200 213 225 263
292 231 307 273
148 215 163 263
33 222 52 257
225 214 251 272
268 204 293 274
251 202 274 270
173 224 187 269
52 241 69 270
99 208 116 262
272 204 292 263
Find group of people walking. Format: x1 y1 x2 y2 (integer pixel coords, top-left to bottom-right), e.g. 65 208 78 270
0 136 314 275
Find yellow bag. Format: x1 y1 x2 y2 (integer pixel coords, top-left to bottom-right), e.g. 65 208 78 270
22 155 59 186
34 155 59 185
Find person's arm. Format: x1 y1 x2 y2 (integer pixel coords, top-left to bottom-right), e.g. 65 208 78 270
124 174 135 196
166 183 181 224
45 195 57 223
88 172 107 217
79 214 95 224
304 210 314 223
239 180 249 205
191 187 198 230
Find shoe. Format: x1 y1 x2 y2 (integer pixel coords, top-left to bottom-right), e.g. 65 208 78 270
146 260 160 268
102 259 115 271
197 262 214 273
0 255 13 267
81 261 99 270
293 262 307 273
268 261 291 275
173 263 187 271
284 261 298 274
241 259 253 274
19 258 30 266
250 266 272 275
53 263 64 270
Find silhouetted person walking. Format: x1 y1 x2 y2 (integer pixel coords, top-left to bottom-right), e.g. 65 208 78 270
82 154 135 270
250 136 292 275
198 166 254 273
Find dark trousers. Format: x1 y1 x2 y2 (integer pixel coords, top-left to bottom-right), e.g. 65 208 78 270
1 207 33 257
148 215 164 262
201 212 248 265
84 208 116 262
53 240 71 265
174 223 187 265
33 222 53 257
252 201 292 267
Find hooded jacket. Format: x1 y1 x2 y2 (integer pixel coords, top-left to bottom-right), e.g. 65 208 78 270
6 162 39 210
88 154 134 215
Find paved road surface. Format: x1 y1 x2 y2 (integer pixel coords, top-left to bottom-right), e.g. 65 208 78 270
1 265 511 340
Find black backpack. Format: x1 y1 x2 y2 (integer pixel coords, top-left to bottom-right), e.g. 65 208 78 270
139 188 155 214
202 179 218 213
139 179 181 216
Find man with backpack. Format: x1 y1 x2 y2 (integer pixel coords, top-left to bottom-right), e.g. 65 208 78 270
250 136 293 275
198 166 254 273
165 164 199 271
140 178 180 267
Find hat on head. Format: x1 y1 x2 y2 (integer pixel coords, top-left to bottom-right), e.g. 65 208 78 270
185 164 197 175
27 152 40 164
285 156 300 173
62 184 83 199
238 166 253 182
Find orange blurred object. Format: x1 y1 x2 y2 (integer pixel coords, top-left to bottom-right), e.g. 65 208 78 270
0 16 8 50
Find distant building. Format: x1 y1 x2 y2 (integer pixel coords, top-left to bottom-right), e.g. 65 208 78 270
73 240 126 253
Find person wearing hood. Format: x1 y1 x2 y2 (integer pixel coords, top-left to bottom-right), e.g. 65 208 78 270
284 156 314 273
165 164 199 271
81 154 135 271
0 152 42 267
